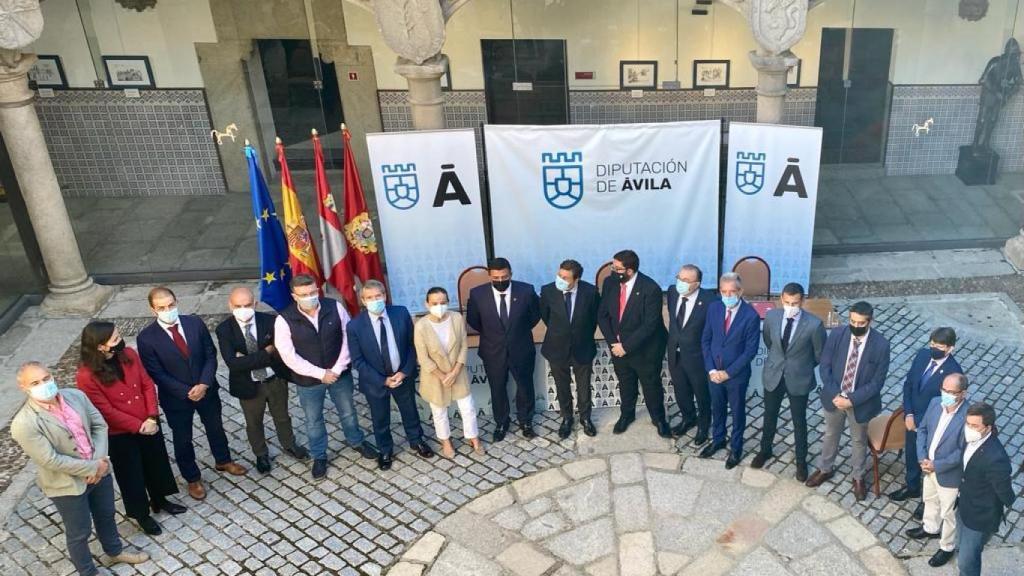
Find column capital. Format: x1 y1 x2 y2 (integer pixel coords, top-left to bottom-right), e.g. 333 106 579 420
0 49 35 105
394 53 447 81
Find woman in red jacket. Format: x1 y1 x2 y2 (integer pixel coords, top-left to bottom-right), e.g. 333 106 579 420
77 321 185 535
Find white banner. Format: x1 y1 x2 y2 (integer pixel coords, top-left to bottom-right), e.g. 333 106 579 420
367 128 488 312
723 122 822 293
484 121 721 290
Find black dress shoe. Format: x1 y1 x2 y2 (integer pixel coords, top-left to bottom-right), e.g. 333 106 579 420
493 423 509 442
255 455 271 474
905 526 940 540
913 502 924 521
795 464 809 483
699 442 725 459
612 416 635 434
750 452 772 469
151 500 187 515
521 425 538 439
671 420 696 438
887 485 921 502
656 421 672 439
413 442 436 459
286 445 310 461
581 418 597 437
558 418 573 439
928 549 955 567
725 452 742 469
135 515 162 536
357 442 379 460
378 453 394 471
693 431 709 446
311 458 328 480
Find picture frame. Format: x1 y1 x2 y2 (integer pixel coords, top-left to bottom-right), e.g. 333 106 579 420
28 55 68 89
693 59 730 89
102 55 156 88
440 58 452 91
787 59 801 87
619 60 658 90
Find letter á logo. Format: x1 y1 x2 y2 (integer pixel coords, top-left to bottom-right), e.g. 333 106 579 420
381 163 420 209
541 151 584 209
735 151 766 195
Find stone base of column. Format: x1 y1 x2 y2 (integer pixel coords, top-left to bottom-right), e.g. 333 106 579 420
1004 231 1024 273
41 278 114 316
749 50 799 124
395 54 447 131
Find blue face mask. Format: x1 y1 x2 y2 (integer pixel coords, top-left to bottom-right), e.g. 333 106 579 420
721 295 739 308
676 280 691 294
29 378 59 402
555 276 571 292
366 299 386 315
157 307 179 325
940 391 959 407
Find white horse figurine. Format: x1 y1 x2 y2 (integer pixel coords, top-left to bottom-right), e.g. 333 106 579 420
911 118 934 137
210 123 239 145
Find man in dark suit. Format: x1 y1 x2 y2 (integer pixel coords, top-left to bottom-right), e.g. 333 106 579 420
665 264 717 444
957 402 1016 576
597 250 671 438
699 272 761 468
540 259 601 439
466 257 542 441
806 301 891 501
137 286 246 500
215 286 308 474
347 280 435 470
753 282 826 481
889 327 962 503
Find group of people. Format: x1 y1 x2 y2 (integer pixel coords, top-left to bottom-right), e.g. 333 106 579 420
9 249 1017 576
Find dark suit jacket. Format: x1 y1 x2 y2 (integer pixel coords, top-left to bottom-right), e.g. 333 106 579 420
346 305 418 400
666 287 718 367
597 272 666 362
539 280 600 365
466 281 541 368
959 434 1016 534
819 326 891 423
700 300 760 382
137 314 218 411
215 312 291 400
902 348 963 421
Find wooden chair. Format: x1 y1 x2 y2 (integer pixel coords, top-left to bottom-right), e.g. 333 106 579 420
732 256 771 299
456 266 489 313
867 408 907 496
595 261 613 294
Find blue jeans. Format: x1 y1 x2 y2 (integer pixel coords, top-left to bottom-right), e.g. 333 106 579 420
295 371 365 460
957 521 992 576
50 475 123 576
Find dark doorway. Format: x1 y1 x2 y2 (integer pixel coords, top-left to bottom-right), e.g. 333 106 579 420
481 39 569 125
256 39 344 169
815 28 894 164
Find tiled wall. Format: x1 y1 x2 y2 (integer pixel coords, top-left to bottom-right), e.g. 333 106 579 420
36 89 227 198
884 85 1024 176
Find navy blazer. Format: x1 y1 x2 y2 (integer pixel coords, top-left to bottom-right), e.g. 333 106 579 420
347 305 418 400
137 314 218 411
902 348 963 420
596 272 667 363
539 280 600 365
959 434 1016 534
666 287 718 365
700 300 760 381
915 397 969 488
819 326 891 423
465 281 541 368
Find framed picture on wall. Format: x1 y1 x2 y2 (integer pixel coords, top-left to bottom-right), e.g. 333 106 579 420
619 60 658 90
102 55 156 88
28 55 68 89
787 59 802 87
440 58 452 91
693 60 730 89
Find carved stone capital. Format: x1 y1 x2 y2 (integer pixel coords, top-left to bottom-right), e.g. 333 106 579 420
0 0 43 50
0 48 35 105
394 53 447 80
368 0 446 65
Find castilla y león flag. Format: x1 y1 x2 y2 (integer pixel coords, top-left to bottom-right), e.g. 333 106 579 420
276 138 323 288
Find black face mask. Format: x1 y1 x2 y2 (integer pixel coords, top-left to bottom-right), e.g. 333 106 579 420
929 347 947 360
110 340 126 353
849 325 868 337
613 271 629 284
491 279 511 292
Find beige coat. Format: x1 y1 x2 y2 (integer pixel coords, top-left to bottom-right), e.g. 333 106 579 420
10 388 109 498
413 312 470 406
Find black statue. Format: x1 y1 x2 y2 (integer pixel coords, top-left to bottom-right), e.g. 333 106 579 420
972 38 1022 152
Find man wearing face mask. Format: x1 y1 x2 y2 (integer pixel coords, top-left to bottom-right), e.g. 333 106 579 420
137 287 244 500
347 280 435 470
275 274 376 481
466 257 542 441
956 402 1015 576
597 250 671 437
904 373 970 568
890 327 962 507
12 361 150 576
806 301 891 501
699 273 761 468
540 259 601 439
753 282 826 481
215 286 308 474
665 264 718 444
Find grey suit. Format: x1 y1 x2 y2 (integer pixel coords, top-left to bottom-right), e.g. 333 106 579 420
757 308 826 465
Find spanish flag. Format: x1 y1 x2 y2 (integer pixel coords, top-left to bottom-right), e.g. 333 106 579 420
276 137 323 287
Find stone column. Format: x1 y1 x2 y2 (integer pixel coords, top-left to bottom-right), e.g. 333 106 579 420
749 51 800 124
1003 190 1024 271
395 54 448 130
0 52 112 314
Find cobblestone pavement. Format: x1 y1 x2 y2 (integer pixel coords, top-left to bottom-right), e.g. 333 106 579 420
0 285 1022 575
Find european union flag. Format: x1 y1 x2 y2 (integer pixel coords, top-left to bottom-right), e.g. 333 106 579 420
245 144 292 310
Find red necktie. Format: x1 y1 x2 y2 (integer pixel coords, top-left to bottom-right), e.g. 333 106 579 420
618 286 627 321
168 324 190 358
724 308 733 334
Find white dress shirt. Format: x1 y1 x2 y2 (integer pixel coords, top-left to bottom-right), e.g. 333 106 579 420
620 274 638 308
492 285 511 316
158 319 187 345
963 432 991 469
274 301 352 380
842 328 871 390
561 285 578 322
369 308 401 374
928 404 959 460
781 309 802 342
674 289 698 327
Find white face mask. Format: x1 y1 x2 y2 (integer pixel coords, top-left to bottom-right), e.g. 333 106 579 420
783 305 800 319
965 426 986 443
232 306 255 322
429 304 448 319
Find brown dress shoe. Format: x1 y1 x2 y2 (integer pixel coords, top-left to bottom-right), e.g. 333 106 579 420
804 469 834 488
187 481 206 500
215 461 247 476
853 479 867 501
